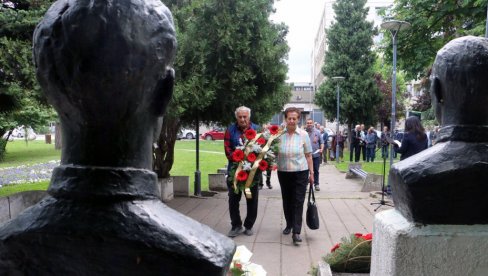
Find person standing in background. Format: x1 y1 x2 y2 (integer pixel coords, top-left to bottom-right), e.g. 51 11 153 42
365 127 377 162
380 126 389 159
320 126 328 164
393 116 428 161
350 125 361 162
306 119 324 191
360 124 366 161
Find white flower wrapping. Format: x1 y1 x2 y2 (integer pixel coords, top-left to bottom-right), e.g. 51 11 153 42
230 245 266 276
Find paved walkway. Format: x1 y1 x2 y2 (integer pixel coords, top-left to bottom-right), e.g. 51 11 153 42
166 163 393 276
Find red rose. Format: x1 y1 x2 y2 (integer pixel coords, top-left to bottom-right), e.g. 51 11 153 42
269 125 279 135
245 129 256 140
235 262 242 269
236 170 248 181
354 233 363 238
258 160 268 171
247 152 257 162
331 243 341 252
362 233 372 240
256 137 266 145
232 149 245 162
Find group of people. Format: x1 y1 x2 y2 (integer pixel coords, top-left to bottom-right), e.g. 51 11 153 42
223 105 431 245
224 106 317 245
350 124 379 162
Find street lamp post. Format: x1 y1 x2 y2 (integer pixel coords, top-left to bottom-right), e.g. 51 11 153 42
381 20 410 169
332 76 345 164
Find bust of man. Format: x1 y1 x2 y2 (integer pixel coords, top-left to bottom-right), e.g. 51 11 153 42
0 0 235 274
390 36 488 224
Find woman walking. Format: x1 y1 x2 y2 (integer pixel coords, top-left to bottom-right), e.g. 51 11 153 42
277 107 314 245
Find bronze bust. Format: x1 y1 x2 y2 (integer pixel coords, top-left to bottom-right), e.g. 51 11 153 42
0 0 235 274
390 36 488 224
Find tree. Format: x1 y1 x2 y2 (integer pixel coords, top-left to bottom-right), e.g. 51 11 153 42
0 0 57 158
372 55 408 128
153 0 290 178
384 0 487 80
315 0 381 132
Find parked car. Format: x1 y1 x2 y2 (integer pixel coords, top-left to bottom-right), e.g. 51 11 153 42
201 128 225 140
177 128 196 140
3 126 36 140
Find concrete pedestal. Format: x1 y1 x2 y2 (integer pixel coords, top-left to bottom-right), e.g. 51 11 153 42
209 173 227 191
371 209 488 276
157 178 174 202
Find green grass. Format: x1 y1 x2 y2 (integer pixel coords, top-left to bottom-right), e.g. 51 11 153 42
0 181 50 197
172 140 227 193
1 140 61 168
0 139 226 197
334 149 399 184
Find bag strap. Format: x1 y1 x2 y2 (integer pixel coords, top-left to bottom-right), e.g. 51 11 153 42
308 184 315 204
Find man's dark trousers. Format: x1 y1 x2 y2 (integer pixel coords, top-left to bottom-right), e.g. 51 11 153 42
227 176 259 229
312 157 320 185
277 170 308 234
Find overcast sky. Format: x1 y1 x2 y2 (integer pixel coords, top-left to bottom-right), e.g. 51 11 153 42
270 0 326 84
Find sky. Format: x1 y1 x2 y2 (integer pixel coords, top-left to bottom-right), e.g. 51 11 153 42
270 0 326 83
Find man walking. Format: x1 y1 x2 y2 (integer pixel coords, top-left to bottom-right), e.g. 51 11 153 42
224 106 261 237
306 119 324 191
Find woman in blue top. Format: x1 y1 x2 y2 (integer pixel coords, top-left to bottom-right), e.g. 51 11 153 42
394 116 428 161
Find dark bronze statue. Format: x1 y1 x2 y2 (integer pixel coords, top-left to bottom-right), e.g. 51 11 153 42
390 36 488 224
0 0 235 274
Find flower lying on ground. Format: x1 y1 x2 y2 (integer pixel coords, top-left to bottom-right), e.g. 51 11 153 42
228 125 283 198
228 245 266 276
324 233 372 273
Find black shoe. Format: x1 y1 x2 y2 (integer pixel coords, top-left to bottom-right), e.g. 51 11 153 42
244 228 253 236
282 227 292 235
227 226 244 237
292 233 302 244
266 183 272 189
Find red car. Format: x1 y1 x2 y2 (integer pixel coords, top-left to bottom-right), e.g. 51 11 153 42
201 128 225 140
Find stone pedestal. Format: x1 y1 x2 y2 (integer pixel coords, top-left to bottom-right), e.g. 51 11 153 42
173 176 190 197
158 178 174 202
209 173 227 191
371 209 488 276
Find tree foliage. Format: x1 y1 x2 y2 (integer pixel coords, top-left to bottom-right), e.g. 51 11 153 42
153 0 290 178
0 0 56 156
315 0 381 128
384 0 488 80
372 56 408 127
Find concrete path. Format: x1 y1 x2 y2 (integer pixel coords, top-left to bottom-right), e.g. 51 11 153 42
166 163 393 276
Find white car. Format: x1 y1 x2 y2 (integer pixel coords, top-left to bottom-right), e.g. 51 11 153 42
177 128 196 139
6 126 37 140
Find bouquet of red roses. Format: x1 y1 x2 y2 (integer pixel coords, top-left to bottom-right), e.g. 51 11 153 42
228 124 283 199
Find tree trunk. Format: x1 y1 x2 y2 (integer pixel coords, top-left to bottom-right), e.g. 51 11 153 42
153 117 180 178
54 122 62 150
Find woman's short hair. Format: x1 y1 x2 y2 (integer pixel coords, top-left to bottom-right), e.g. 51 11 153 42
284 107 301 119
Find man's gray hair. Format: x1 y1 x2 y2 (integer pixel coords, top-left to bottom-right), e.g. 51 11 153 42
235 106 251 118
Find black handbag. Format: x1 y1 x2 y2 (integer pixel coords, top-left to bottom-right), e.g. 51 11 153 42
306 185 319 230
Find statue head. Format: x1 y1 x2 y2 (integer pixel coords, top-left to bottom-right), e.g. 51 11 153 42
33 0 177 169
430 36 488 126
